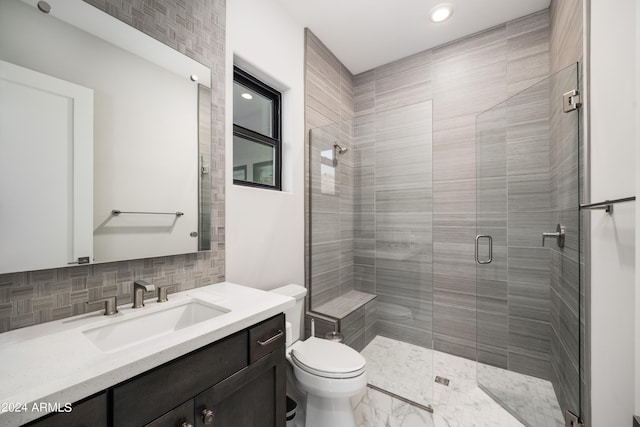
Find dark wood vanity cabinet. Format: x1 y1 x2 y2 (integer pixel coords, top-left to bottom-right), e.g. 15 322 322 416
121 313 286 427
144 400 194 427
114 329 249 426
24 314 286 427
193 348 285 427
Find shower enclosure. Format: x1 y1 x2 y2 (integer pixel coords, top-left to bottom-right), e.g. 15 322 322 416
308 100 434 407
307 63 582 426
476 63 582 425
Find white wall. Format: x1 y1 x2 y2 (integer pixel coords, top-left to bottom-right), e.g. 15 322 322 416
590 0 637 424
225 0 305 290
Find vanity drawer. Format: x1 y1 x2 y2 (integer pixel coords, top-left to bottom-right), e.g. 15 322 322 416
113 330 248 427
248 314 285 363
144 400 194 427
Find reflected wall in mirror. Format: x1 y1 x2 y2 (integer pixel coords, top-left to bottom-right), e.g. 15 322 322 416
0 0 212 274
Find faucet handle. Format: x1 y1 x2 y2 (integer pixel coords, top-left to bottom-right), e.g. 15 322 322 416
86 296 118 316
541 224 565 248
157 285 177 303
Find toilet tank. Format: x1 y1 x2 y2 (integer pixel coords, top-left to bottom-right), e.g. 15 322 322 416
270 284 307 345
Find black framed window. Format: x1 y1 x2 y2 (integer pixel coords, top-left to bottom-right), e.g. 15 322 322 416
233 66 282 190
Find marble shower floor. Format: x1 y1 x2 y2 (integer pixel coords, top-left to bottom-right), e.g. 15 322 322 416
352 336 564 427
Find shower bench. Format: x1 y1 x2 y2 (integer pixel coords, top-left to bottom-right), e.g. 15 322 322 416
305 290 377 352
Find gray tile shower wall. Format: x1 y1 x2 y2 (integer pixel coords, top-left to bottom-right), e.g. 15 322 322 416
305 30 356 309
0 0 226 333
549 0 584 419
505 77 552 381
352 10 551 362
306 7 585 417
355 100 434 349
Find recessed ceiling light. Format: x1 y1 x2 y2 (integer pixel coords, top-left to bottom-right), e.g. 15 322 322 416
241 93 253 100
430 3 454 23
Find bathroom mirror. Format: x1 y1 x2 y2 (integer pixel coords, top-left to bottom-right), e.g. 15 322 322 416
0 0 212 274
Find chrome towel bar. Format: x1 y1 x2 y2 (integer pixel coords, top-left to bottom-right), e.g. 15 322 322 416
579 196 635 214
111 210 184 217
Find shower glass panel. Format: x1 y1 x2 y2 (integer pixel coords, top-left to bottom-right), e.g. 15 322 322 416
309 100 433 409
475 63 581 426
309 120 355 311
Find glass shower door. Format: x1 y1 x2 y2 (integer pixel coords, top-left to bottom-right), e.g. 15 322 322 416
308 100 435 412
475 63 581 426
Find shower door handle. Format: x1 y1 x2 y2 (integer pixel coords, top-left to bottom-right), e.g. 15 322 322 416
475 235 493 265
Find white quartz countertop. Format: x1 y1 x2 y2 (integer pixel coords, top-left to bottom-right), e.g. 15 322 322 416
0 282 294 426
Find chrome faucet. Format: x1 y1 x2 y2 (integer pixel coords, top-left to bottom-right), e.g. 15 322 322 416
132 280 155 308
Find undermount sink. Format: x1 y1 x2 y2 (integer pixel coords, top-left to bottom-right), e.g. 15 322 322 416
83 299 229 353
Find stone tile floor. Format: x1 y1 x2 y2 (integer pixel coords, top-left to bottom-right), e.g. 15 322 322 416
352 336 564 427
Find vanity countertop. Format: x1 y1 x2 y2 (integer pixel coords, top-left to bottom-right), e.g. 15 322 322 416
0 282 294 426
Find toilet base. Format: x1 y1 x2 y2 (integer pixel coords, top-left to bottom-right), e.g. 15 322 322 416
305 394 356 427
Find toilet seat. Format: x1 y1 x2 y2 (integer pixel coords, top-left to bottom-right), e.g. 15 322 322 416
290 337 366 379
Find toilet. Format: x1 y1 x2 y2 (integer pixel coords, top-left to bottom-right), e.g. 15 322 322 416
271 285 367 427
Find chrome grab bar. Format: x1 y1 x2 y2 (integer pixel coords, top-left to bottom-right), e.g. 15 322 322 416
579 196 635 214
475 235 492 265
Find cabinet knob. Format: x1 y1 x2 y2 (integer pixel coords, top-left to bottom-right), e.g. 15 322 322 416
201 408 215 425
180 423 194 427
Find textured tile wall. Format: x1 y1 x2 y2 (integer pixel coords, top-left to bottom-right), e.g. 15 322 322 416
306 11 585 418
549 0 584 420
353 10 551 363
550 0 583 74
304 30 379 351
505 76 552 381
304 29 356 309
0 0 226 333
476 102 509 371
352 100 434 348
549 65 582 415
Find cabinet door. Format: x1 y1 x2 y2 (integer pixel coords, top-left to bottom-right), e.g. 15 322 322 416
194 348 286 427
25 392 107 427
113 331 247 426
145 400 194 427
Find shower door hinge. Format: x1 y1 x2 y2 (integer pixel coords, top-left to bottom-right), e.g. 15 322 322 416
564 410 583 427
563 89 582 112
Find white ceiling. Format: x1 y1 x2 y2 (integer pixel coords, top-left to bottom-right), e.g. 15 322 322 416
274 0 551 75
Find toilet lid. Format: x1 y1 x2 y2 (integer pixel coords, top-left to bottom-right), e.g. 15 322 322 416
290 337 366 379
